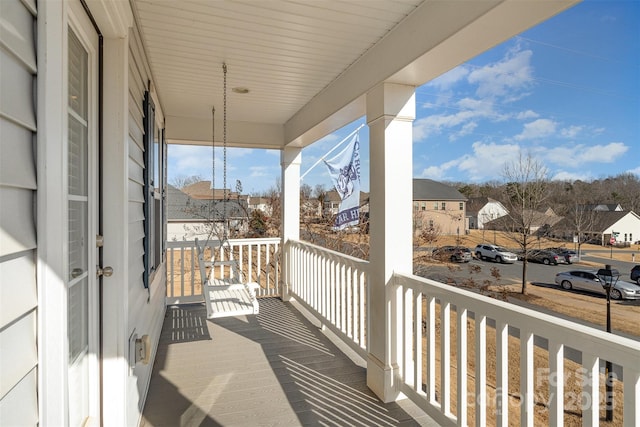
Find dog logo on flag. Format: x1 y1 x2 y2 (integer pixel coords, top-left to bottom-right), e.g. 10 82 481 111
336 160 358 200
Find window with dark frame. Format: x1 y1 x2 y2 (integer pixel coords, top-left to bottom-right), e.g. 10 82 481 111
143 90 166 288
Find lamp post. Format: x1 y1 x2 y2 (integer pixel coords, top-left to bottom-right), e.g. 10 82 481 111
596 264 620 422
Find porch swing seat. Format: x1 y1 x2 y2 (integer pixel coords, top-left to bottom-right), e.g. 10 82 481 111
195 239 260 319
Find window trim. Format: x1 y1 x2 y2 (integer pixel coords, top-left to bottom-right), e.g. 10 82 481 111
143 89 166 288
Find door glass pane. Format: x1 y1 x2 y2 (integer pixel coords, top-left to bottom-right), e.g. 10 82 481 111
67 30 90 377
68 200 88 280
69 115 87 196
68 276 88 362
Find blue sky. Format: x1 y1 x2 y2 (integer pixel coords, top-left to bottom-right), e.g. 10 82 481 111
168 0 639 195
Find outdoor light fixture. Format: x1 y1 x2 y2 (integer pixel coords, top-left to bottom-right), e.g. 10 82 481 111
596 264 620 422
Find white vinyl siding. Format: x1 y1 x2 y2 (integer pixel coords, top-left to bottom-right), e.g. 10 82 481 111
124 27 167 425
129 33 146 291
0 0 38 424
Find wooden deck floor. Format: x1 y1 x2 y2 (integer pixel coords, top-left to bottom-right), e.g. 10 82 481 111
141 298 438 427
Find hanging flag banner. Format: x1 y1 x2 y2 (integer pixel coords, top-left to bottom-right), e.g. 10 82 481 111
324 134 361 230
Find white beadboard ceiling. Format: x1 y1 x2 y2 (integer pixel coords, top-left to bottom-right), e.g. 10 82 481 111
130 0 579 149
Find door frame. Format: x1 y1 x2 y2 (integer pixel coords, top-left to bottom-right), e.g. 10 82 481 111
35 0 101 424
66 1 102 424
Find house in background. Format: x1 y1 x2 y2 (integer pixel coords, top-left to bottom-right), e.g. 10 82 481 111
167 185 249 240
182 180 249 204
248 196 273 216
553 210 640 246
486 207 564 236
323 190 370 217
581 203 624 212
466 196 509 230
413 179 467 236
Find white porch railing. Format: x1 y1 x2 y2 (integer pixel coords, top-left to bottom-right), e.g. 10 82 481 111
166 238 281 305
286 240 368 359
392 273 640 426
283 240 640 426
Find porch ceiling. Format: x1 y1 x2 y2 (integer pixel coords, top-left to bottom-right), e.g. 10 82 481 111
130 0 579 150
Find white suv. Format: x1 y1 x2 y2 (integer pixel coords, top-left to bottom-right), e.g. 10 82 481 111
474 244 518 264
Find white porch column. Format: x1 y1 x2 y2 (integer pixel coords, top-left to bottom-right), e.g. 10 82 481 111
281 146 302 300
366 83 415 402
101 35 130 427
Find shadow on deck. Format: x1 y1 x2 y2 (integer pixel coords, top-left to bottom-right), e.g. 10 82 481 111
141 298 437 426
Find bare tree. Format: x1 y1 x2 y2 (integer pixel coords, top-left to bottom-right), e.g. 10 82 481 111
499 152 550 294
170 174 203 189
555 180 599 258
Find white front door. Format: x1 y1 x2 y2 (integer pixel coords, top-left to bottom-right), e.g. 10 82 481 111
67 2 100 425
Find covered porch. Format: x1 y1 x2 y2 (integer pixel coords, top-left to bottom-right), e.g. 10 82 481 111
147 239 639 426
90 0 637 425
142 299 435 426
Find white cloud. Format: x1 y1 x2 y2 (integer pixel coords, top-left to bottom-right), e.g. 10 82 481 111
457 142 522 181
249 166 273 178
449 122 478 141
573 142 628 163
468 49 534 100
515 119 557 140
515 110 539 120
418 159 460 180
545 142 628 166
169 145 214 178
413 97 500 141
551 170 594 182
418 141 524 182
560 125 584 139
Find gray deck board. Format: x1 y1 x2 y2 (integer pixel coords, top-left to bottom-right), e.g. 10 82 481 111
141 298 439 427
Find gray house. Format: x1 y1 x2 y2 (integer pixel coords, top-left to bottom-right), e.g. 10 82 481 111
167 185 248 240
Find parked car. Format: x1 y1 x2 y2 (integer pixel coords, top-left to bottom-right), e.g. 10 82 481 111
555 270 640 300
631 265 640 285
474 244 518 264
522 249 559 265
546 247 578 264
432 246 472 263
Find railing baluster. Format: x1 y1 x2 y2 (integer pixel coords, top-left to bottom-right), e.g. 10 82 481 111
265 243 270 294
441 301 451 415
413 289 422 395
180 245 185 296
248 243 253 284
190 246 195 295
169 245 175 297
496 321 509 427
582 353 599 427
346 265 353 339
457 307 468 426
427 295 436 404
402 286 411 385
475 314 486 427
359 269 365 348
549 340 564 426
520 330 534 427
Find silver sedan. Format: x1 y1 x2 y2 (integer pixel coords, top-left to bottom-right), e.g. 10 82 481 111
555 270 640 300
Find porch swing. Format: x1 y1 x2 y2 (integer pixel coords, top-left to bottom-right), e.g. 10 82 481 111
195 63 259 319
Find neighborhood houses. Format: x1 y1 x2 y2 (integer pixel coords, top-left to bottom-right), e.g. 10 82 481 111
169 179 640 246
